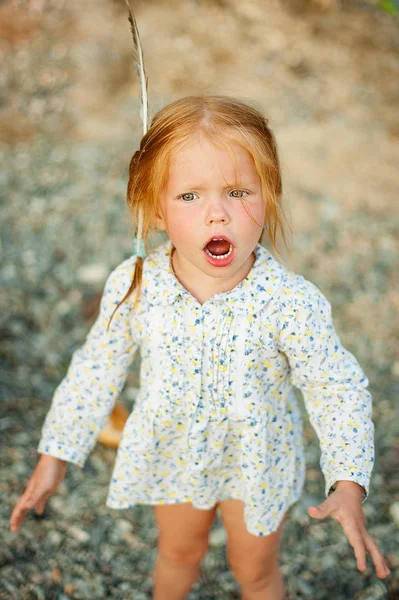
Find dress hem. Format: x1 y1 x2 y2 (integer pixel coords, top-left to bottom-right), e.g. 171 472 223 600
105 494 245 511
105 491 303 537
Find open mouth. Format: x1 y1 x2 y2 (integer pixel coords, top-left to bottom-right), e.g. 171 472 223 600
203 237 233 260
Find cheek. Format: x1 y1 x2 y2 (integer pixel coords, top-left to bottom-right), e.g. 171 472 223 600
163 205 200 240
236 200 266 229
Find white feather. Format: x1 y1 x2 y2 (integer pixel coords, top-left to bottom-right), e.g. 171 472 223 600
124 0 149 136
124 1 148 255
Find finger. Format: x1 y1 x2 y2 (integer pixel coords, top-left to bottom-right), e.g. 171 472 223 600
308 506 324 519
10 492 39 532
308 498 335 520
365 534 391 579
36 492 51 515
340 521 367 572
10 501 30 532
36 501 45 515
352 532 367 572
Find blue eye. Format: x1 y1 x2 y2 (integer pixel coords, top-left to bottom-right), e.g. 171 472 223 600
230 189 249 198
178 192 198 202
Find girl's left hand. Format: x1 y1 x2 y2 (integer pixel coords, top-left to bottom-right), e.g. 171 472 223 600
307 480 391 579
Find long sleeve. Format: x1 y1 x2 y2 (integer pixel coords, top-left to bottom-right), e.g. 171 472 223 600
37 256 139 468
276 276 375 501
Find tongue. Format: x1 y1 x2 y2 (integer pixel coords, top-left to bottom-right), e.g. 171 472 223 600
206 239 231 255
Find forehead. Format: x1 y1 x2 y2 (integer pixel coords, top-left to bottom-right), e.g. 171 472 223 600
166 135 259 186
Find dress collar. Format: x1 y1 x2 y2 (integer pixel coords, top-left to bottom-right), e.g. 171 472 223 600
141 239 285 314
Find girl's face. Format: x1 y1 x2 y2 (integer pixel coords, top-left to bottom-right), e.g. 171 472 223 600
158 134 266 295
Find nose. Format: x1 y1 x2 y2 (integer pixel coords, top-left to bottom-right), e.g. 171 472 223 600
204 195 231 226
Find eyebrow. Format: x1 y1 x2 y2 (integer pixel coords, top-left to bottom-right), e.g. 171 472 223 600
174 182 258 190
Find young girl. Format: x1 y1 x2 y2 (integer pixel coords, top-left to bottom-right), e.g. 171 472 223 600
10 96 390 600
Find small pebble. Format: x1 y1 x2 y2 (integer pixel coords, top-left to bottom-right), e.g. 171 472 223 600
115 518 134 534
389 502 399 528
47 530 63 547
67 525 90 543
76 264 109 285
209 526 227 547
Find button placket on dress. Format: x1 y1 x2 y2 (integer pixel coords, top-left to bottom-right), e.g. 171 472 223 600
186 301 230 493
205 301 233 477
184 302 212 478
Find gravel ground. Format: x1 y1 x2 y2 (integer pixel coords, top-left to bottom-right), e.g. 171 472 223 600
1 0 398 598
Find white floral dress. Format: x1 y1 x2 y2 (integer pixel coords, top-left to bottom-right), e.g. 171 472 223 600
38 240 374 536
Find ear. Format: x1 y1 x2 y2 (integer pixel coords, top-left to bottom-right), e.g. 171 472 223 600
156 217 167 231
153 200 167 231
154 209 167 232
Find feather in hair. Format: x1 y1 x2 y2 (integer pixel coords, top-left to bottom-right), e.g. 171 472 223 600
124 0 148 257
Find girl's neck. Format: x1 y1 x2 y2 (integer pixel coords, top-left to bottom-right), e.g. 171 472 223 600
170 247 256 306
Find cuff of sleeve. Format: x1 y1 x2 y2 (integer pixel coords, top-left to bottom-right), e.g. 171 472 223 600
325 473 369 503
37 440 87 468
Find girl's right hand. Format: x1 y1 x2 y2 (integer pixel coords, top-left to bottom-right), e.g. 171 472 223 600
9 454 67 533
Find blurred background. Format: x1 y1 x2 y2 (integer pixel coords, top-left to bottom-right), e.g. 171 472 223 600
1 0 398 598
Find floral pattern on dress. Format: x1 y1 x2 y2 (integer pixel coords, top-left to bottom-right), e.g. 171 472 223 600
38 240 374 536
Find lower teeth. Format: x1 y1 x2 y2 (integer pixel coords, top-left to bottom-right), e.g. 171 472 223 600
205 244 233 260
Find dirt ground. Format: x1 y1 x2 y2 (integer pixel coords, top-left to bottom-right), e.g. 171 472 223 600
1 0 398 598
3 0 397 417
2 0 398 274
